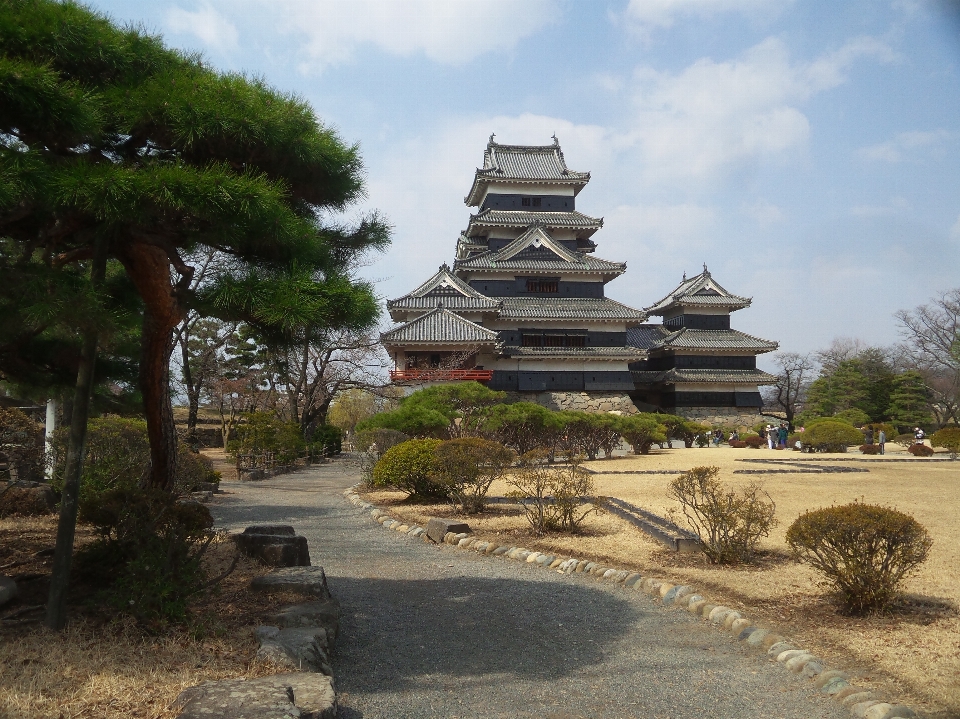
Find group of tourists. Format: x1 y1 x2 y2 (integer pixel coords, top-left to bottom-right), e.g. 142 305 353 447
759 423 789 449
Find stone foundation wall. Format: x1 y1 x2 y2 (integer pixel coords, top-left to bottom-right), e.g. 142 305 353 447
669 406 764 428
505 391 638 414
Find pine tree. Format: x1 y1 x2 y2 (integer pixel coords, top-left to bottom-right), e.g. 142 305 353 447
886 370 933 430
0 0 388 490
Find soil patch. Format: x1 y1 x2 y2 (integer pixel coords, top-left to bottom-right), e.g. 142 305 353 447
0 515 309 719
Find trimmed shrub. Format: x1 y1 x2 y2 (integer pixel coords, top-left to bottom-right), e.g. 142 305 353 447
907 443 933 457
728 440 747 448
931 427 960 458
659 415 710 449
434 438 515 513
802 420 864 453
175 445 220 492
618 414 667 455
371 439 444 498
557 411 622 460
52 416 151 505
743 435 764 449
834 408 871 426
482 402 564 456
507 451 604 535
227 412 305 464
893 433 916 449
354 428 409 486
668 466 777 564
859 444 880 455
76 487 216 626
786 503 932 614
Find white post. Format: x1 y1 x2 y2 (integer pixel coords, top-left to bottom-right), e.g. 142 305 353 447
44 398 57 480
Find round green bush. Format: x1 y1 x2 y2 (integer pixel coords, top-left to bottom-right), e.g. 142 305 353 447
786 503 932 614
371 439 444 498
931 427 960 457
801 420 864 453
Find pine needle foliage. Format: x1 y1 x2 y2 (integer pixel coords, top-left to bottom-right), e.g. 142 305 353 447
0 0 390 488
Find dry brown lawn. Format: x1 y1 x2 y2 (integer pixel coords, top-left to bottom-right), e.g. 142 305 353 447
362 444 960 718
0 516 306 719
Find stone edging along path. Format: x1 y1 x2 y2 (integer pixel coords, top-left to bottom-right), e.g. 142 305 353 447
344 486 922 719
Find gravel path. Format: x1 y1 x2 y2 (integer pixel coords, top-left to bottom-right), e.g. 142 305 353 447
209 459 848 719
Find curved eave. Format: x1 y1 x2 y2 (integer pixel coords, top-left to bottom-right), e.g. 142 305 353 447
465 175 590 206
645 299 753 315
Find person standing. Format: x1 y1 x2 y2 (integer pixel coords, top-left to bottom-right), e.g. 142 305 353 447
778 423 788 449
766 424 775 449
878 428 886 455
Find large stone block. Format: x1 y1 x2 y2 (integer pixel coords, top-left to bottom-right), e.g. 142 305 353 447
234 526 310 567
252 566 332 599
255 625 333 675
425 517 470 544
266 599 341 645
173 673 336 719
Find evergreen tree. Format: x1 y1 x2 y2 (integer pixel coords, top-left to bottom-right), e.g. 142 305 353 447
886 370 933 430
0 0 388 490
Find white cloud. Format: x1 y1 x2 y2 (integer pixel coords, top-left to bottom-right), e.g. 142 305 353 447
626 36 895 185
272 0 558 70
858 130 951 163
622 0 790 32
166 4 239 54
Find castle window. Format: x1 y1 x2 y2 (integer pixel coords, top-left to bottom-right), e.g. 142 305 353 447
532 198 541 207
526 279 558 293
521 198 530 206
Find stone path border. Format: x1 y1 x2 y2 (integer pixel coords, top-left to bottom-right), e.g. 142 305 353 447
737 457 954 463
733 463 870 474
344 486 921 719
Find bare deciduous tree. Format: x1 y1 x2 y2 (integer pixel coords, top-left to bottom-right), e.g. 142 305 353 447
895 289 960 426
763 352 816 430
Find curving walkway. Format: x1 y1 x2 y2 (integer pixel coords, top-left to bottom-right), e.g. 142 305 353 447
209 458 848 719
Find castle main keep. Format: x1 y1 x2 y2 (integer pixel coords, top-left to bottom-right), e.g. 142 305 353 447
381 136 777 424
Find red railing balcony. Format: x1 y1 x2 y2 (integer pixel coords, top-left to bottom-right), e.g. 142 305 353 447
389 369 494 382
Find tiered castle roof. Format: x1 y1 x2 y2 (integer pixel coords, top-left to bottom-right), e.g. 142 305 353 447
381 306 498 347
386 264 501 321
464 135 590 206
454 225 625 279
644 266 752 315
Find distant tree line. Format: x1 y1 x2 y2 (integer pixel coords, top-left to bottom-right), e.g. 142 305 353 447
764 289 960 431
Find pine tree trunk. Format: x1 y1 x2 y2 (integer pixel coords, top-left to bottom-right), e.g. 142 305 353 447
46 239 107 631
120 243 184 491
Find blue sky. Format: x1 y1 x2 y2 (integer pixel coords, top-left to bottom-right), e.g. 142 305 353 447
90 0 960 365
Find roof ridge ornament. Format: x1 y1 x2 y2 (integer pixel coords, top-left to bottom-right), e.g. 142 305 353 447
488 133 496 146
703 262 709 276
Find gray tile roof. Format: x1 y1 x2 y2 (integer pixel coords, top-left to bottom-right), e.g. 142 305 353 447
651 328 778 353
466 210 603 237
465 136 590 205
455 225 626 275
381 307 499 346
632 368 777 385
645 267 751 315
499 297 646 322
387 264 501 318
626 325 671 349
500 346 647 359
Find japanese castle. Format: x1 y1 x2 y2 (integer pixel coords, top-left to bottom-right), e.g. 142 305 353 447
382 136 778 422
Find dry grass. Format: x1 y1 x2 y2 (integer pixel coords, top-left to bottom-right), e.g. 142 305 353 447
362 444 960 718
0 516 309 719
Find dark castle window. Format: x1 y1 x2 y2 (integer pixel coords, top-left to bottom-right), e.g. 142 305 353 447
521 197 542 207
526 279 558 293
522 333 586 347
